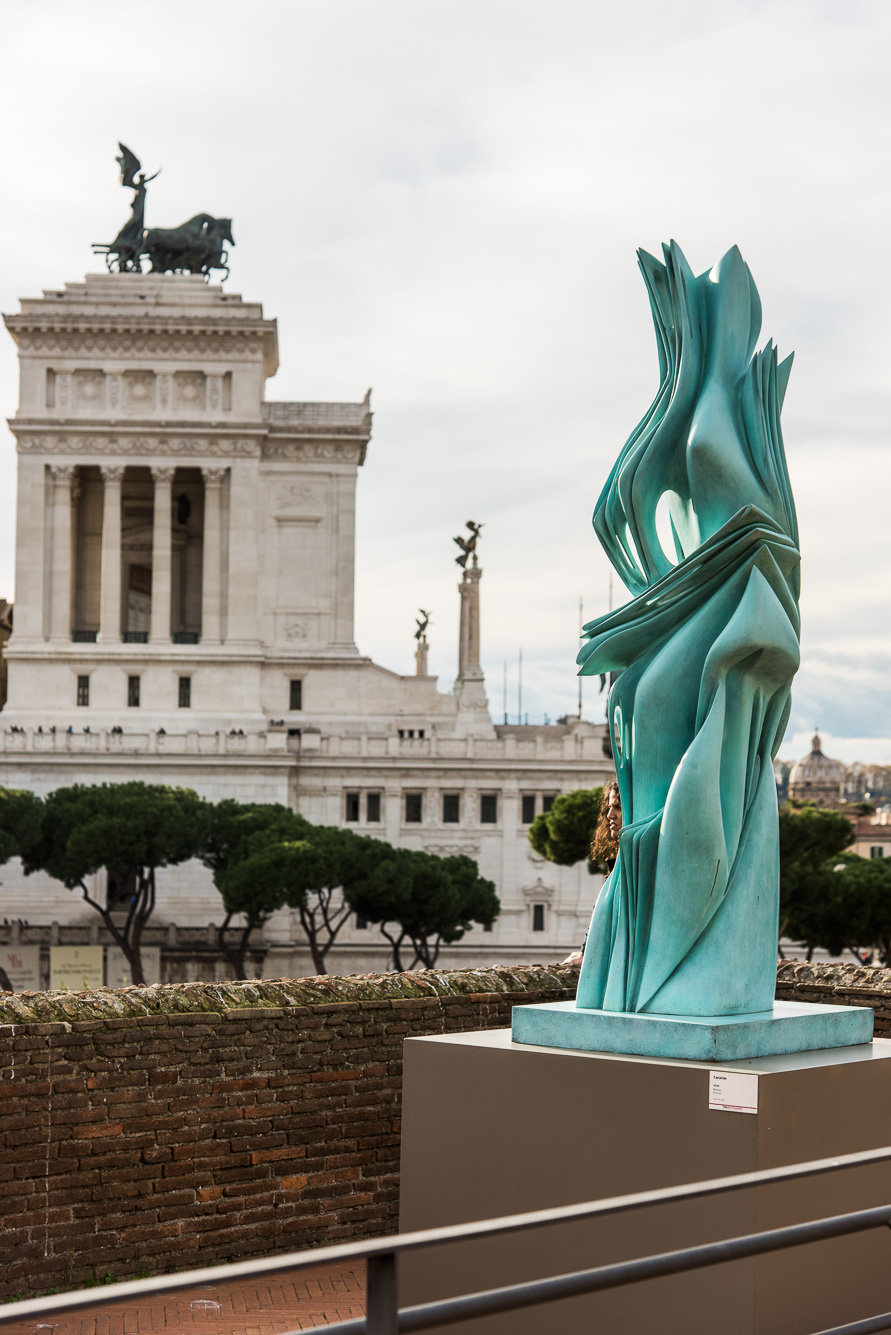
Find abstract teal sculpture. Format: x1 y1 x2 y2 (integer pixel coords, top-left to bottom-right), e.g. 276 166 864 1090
576 241 801 1018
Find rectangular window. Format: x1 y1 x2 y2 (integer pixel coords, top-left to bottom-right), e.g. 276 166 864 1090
480 793 498 824
127 675 140 708
355 913 368 930
289 679 303 711
345 792 360 822
366 792 381 823
542 794 557 813
405 792 423 823
532 903 545 932
521 794 536 824
442 793 461 823
483 921 493 933
870 846 885 859
178 676 191 708
76 675 90 707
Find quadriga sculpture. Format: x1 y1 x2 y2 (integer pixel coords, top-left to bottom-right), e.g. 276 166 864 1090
577 242 800 1018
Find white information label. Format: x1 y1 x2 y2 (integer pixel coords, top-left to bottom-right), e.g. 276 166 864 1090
709 1070 758 1114
50 945 104 992
0 946 41 993
106 945 161 989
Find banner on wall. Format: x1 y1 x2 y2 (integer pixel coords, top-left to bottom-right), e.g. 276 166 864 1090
49 946 104 992
106 946 160 989
0 946 41 993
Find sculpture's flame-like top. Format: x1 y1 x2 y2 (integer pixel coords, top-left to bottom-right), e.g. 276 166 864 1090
594 242 797 597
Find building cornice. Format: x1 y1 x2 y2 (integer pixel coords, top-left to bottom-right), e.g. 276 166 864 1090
4 315 279 376
9 425 368 464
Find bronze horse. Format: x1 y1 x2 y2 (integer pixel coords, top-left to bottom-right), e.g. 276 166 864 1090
142 214 235 278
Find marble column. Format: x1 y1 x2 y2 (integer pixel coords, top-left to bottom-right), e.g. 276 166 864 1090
150 467 175 644
98 465 124 643
201 467 227 644
69 471 81 633
225 459 258 643
11 458 47 640
457 557 483 679
48 464 74 643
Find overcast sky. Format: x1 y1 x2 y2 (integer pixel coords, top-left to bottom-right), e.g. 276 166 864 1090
1 0 889 762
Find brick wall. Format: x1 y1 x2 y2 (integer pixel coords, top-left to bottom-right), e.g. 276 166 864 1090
0 964 577 1298
1 959 887 1300
776 960 891 1034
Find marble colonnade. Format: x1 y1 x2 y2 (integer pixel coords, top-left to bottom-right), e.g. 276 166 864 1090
44 463 227 644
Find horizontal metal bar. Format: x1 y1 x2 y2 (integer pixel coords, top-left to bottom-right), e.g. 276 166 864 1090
293 1204 891 1335
4 1142 891 1326
812 1315 891 1335
390 1204 891 1332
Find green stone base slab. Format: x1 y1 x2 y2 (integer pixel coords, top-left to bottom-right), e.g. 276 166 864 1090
511 999 873 1062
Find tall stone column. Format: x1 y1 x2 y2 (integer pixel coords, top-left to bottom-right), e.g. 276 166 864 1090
98 465 124 643
69 471 81 632
458 557 483 679
150 467 175 644
10 458 47 641
201 467 227 644
454 555 494 738
48 464 74 643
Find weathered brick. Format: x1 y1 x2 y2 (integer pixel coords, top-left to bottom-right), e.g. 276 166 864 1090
0 964 584 1299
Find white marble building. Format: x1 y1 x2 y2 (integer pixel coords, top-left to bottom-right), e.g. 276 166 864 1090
0 272 613 979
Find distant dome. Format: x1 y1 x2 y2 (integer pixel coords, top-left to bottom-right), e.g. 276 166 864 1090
787 734 845 806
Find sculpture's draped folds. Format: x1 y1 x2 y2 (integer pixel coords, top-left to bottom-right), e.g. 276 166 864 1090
577 242 800 1017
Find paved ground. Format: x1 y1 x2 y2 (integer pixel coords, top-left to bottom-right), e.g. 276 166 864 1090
0 1264 366 1335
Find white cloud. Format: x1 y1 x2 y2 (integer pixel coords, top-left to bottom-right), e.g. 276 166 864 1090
0 0 888 756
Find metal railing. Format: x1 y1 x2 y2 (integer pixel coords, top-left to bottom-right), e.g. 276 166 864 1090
3 1144 891 1334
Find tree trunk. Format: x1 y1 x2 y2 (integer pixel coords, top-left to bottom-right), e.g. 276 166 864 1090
77 864 153 986
298 904 328 974
381 925 408 972
777 917 790 958
298 891 355 974
216 913 253 980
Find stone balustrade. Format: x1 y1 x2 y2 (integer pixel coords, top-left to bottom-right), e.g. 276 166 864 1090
1 724 607 763
0 727 291 756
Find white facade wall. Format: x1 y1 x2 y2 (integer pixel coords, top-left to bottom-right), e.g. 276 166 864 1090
0 272 613 979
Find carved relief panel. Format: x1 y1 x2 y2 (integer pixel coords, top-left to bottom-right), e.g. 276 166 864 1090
73 370 106 411
123 370 156 411
173 371 206 410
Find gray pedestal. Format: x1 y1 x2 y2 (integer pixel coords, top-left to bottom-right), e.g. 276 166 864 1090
399 1029 891 1335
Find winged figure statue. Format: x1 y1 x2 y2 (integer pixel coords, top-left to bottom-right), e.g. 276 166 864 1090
453 520 484 568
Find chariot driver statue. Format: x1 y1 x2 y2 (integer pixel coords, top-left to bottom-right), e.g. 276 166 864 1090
105 143 159 273
93 142 234 279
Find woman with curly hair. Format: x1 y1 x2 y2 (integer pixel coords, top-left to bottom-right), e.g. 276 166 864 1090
563 781 621 966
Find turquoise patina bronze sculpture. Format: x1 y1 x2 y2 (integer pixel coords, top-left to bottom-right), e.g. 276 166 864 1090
512 242 872 1059
576 241 799 1018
